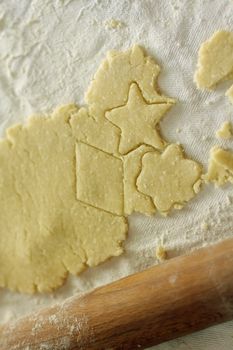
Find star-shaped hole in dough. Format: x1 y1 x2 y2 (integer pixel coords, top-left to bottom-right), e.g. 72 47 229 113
137 144 202 213
106 83 173 155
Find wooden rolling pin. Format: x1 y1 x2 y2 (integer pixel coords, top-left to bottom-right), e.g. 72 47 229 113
1 238 233 350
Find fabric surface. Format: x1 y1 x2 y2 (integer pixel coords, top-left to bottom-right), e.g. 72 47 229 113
0 0 233 348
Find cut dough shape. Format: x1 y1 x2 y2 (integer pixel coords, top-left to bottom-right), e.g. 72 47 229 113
123 145 156 216
216 121 233 139
204 146 233 186
137 144 202 213
194 31 233 89
70 107 120 155
76 142 124 215
0 105 127 293
86 45 175 120
106 83 173 154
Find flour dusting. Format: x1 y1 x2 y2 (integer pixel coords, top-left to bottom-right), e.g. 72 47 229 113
0 1 233 350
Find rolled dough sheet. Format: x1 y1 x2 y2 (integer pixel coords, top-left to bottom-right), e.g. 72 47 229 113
76 142 124 215
0 45 202 294
0 105 127 293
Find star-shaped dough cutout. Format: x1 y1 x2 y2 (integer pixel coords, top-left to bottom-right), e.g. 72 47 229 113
106 83 173 155
137 144 202 213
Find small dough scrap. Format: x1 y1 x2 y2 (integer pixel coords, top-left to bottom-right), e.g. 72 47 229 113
76 142 124 215
204 146 233 186
0 105 127 293
70 107 120 155
104 19 124 29
201 221 209 231
86 45 175 119
216 121 233 139
226 84 233 104
123 145 156 216
194 31 233 89
155 246 167 261
137 144 202 213
106 83 173 154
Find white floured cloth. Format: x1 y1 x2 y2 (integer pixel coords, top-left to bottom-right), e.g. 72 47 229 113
0 0 233 349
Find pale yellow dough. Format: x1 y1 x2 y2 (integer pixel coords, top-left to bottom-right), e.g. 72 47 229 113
216 121 233 139
85 45 175 120
0 45 202 293
104 19 123 29
106 83 173 154
0 105 127 293
137 144 202 213
226 85 233 105
76 142 124 215
195 31 233 89
123 145 156 216
155 246 167 261
204 147 233 186
70 107 120 155
72 45 176 156
194 30 233 104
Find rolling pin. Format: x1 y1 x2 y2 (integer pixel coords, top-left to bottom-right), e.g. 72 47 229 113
1 238 233 350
